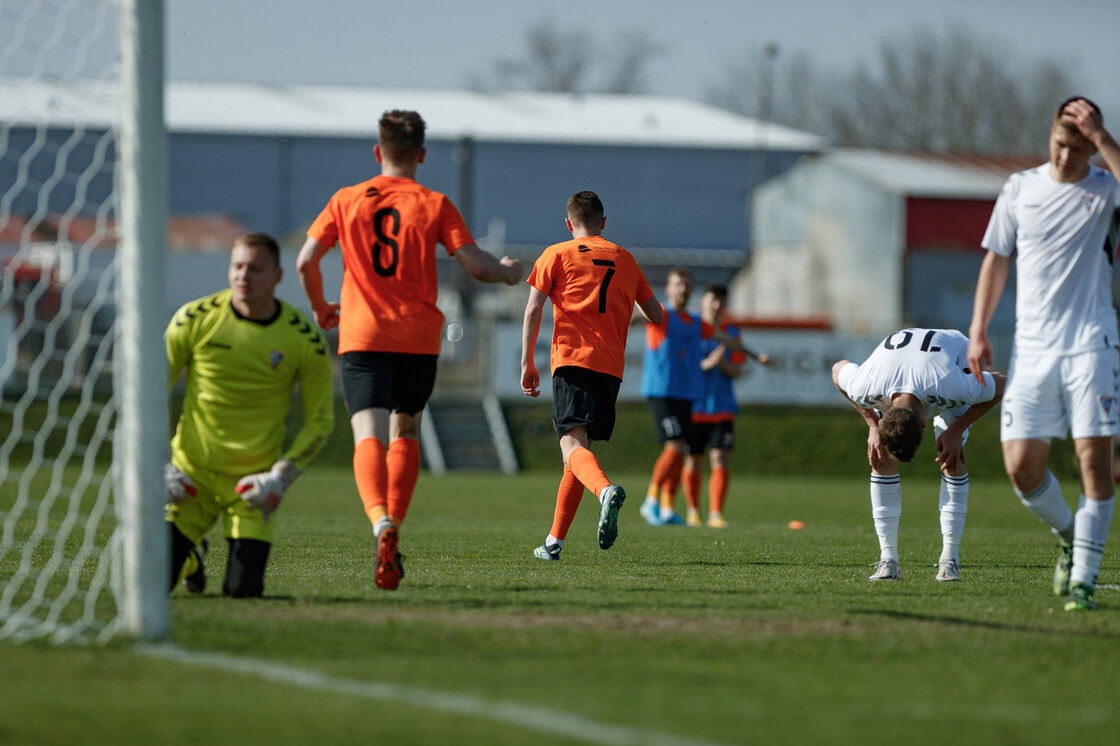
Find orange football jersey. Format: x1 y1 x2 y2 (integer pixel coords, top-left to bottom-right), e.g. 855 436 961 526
308 175 473 355
528 236 654 380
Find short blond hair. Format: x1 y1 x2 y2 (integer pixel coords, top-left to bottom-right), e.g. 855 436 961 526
234 232 280 267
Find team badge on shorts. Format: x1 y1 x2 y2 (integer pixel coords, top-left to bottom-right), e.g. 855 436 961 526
1099 395 1118 425
270 351 284 370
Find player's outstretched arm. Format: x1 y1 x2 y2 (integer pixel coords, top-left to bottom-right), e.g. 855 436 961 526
520 287 547 397
968 252 1011 382
711 327 769 364
637 296 663 324
454 243 524 285
296 236 340 331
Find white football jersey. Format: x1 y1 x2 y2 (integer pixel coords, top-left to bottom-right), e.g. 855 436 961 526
838 328 997 416
983 163 1120 354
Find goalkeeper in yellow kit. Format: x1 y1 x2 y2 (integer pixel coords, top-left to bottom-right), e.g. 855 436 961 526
165 232 334 597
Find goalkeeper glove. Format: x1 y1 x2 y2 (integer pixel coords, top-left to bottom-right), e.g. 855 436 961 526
165 462 197 504
235 461 299 520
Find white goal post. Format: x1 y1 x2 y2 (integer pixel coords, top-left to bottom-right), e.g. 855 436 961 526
0 0 168 643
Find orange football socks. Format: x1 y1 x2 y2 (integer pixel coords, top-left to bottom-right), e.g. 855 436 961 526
387 437 420 525
354 437 388 526
647 447 682 498
567 447 610 500
683 465 701 513
658 450 684 512
549 466 585 540
709 466 729 515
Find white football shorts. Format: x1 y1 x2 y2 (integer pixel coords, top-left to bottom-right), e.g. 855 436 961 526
1001 347 1120 441
933 408 970 446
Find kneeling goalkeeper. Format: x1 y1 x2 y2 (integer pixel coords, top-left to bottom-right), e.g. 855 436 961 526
165 232 334 597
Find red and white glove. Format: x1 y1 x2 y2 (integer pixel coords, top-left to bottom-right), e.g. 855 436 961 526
235 462 298 520
165 462 197 505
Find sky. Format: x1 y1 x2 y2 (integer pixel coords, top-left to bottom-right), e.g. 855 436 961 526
163 0 1120 124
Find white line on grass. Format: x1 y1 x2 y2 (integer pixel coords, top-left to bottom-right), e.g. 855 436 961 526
135 643 728 746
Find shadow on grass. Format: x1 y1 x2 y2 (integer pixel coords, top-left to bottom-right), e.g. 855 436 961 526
849 607 1120 638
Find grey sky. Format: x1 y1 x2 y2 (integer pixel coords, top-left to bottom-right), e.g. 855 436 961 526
165 0 1120 123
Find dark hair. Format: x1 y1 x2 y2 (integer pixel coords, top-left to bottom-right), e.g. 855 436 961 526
704 283 728 300
566 190 604 226
1054 96 1103 126
235 232 280 266
879 405 923 462
379 110 426 158
667 266 692 282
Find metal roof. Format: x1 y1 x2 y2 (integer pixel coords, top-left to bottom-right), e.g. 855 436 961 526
822 149 1045 198
1 76 826 151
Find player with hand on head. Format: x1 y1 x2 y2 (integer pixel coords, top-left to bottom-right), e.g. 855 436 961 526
297 109 523 590
681 284 768 528
969 96 1120 611
833 328 1005 582
639 267 768 526
166 232 334 597
522 190 662 560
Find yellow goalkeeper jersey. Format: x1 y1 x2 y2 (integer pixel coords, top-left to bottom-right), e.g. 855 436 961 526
167 289 334 478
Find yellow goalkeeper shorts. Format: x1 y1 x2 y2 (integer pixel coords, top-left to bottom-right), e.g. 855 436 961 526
165 460 275 545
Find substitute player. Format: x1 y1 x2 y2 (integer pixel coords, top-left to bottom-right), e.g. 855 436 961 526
522 190 662 560
165 232 334 597
297 109 522 590
833 328 1005 582
639 268 767 526
682 284 769 528
969 96 1120 611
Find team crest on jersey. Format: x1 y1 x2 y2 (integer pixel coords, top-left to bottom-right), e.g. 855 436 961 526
270 351 284 370
1082 195 1096 212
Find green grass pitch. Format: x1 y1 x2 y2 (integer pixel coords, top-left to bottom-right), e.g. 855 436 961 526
2 467 1119 745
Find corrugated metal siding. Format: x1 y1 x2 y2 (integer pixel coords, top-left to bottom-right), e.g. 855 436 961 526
471 142 782 251
162 133 804 252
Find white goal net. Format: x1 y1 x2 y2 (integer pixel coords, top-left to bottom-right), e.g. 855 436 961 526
0 0 167 644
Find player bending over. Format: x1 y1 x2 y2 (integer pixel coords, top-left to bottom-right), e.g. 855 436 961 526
833 328 1004 582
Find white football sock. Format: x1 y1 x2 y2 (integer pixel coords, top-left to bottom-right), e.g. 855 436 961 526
871 473 902 562
1070 495 1114 588
939 474 969 563
1013 470 1074 542
546 534 563 550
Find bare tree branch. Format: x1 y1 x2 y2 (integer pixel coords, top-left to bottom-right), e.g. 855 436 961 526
603 33 665 94
706 26 1074 154
469 17 662 95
